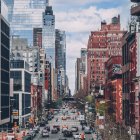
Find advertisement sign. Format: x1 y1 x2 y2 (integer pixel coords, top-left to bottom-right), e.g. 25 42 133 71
12 109 18 119
112 64 122 74
10 79 14 97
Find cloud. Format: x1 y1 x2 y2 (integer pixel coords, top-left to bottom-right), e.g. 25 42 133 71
50 0 112 6
52 1 130 94
55 6 121 33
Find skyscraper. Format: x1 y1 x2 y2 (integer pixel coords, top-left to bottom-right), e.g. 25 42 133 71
5 0 49 45
55 29 66 71
33 28 42 48
55 29 66 97
42 5 55 67
0 0 10 125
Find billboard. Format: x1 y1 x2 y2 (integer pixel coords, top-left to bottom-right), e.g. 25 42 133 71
112 64 122 74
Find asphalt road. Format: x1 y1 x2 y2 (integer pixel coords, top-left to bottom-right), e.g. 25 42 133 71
34 110 93 140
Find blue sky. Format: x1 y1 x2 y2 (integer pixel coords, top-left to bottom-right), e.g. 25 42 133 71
50 0 130 94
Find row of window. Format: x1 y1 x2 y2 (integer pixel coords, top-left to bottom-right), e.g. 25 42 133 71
1 19 9 36
1 70 9 83
1 44 9 60
1 32 9 49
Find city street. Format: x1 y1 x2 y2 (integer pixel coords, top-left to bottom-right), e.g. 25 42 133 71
34 108 93 140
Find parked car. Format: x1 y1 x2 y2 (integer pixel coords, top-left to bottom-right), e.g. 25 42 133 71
51 128 58 134
63 130 73 137
41 129 49 137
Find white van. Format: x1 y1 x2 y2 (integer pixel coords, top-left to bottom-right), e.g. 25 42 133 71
7 133 15 140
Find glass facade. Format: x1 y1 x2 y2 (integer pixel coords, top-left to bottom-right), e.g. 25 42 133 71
25 71 31 92
22 94 31 115
0 0 8 20
55 29 66 71
5 0 48 45
55 29 66 97
42 6 55 67
10 71 22 91
0 4 10 121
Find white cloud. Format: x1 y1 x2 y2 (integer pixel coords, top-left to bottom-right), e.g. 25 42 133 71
50 0 112 5
55 6 121 33
52 2 130 94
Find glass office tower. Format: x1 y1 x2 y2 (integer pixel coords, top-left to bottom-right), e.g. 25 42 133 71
55 29 66 97
5 0 49 45
42 6 55 68
0 0 10 125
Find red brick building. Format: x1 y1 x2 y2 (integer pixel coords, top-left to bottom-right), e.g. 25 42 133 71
105 56 122 124
31 84 42 122
87 15 125 94
122 32 140 136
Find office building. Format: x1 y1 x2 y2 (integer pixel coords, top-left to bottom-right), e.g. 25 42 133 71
55 29 66 97
0 0 10 126
10 60 31 127
5 0 49 45
33 28 42 48
42 5 55 67
80 48 87 74
75 58 82 93
11 38 40 85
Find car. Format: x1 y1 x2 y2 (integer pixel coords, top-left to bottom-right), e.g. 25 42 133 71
62 127 68 133
6 133 15 140
41 129 49 137
73 133 85 139
73 133 80 139
63 130 73 137
33 126 40 133
51 128 58 134
44 125 50 131
80 120 87 125
84 127 92 134
62 125 68 129
62 116 67 120
71 126 78 132
53 125 60 131
28 130 36 138
40 121 46 127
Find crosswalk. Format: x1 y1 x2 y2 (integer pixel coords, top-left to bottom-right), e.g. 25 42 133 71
49 118 81 128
